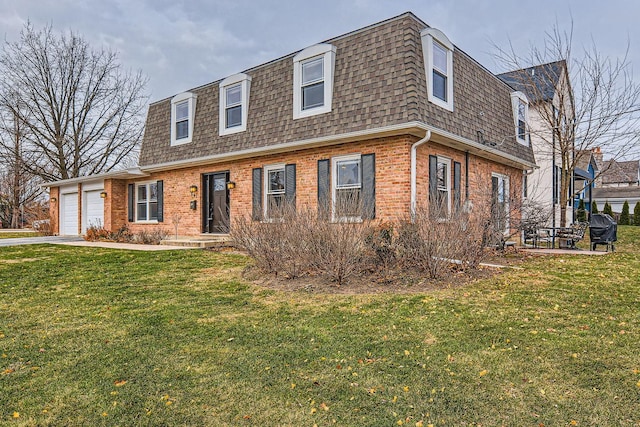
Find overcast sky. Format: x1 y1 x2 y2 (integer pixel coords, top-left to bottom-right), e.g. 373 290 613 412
1 0 637 104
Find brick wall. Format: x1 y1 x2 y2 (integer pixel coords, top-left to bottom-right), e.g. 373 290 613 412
49 187 60 235
119 134 524 236
126 135 416 236
104 179 127 231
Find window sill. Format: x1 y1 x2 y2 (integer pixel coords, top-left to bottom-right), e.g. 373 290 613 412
219 125 246 136
134 220 159 224
293 104 331 120
170 137 192 146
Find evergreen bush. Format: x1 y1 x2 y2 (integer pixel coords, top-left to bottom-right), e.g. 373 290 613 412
619 200 630 225
634 202 640 226
576 199 587 222
592 201 599 214
603 202 613 217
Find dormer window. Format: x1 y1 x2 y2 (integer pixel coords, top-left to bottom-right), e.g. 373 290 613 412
510 91 529 145
293 44 336 119
421 28 454 111
302 57 324 110
219 73 251 136
175 101 189 139
225 84 242 127
171 92 197 146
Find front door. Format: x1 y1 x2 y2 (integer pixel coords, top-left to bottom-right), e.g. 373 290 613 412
203 172 230 233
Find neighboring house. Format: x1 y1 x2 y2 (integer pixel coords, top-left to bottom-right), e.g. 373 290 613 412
593 186 640 214
593 158 640 213
598 159 640 188
572 149 599 218
497 61 574 227
44 12 535 238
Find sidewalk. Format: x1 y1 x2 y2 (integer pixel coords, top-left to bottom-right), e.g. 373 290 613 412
0 235 194 251
56 240 195 251
520 248 608 256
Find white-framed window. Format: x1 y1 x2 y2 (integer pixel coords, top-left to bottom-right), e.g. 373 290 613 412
136 182 158 222
510 91 529 145
491 173 510 234
219 73 251 136
332 154 362 220
293 44 336 119
435 156 451 218
171 92 197 146
421 28 454 111
264 164 286 219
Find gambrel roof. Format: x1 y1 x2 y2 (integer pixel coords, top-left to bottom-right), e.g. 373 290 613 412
139 12 535 169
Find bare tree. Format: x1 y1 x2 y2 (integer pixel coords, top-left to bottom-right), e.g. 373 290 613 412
495 23 640 226
0 101 41 228
0 23 148 182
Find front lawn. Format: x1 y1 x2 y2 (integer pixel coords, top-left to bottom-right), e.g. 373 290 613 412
0 232 39 239
1 227 639 426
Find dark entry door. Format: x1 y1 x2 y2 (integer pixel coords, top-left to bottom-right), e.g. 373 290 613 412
203 172 230 233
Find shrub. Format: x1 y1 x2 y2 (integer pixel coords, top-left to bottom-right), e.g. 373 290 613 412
619 200 630 225
603 202 614 217
232 202 373 285
592 201 599 214
576 199 587 222
396 205 489 279
134 229 169 245
634 202 640 226
84 224 112 241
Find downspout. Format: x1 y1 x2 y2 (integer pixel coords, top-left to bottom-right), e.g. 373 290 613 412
410 130 432 219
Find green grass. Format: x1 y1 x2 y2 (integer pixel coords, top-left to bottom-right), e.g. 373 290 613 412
0 232 38 239
1 227 639 426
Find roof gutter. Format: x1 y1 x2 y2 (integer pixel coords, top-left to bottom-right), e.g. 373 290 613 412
41 168 149 188
139 121 535 174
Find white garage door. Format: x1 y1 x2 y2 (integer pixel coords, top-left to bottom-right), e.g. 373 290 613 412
61 193 79 236
83 190 104 233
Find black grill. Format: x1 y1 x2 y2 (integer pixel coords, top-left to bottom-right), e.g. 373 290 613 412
589 213 617 251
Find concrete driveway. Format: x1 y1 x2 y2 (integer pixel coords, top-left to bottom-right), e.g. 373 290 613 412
0 235 84 247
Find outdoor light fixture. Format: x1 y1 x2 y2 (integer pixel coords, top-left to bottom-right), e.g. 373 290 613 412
226 181 236 190
189 185 198 196
51 197 57 203
100 191 107 199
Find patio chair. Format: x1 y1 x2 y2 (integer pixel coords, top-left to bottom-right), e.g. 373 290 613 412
523 227 538 248
536 228 553 249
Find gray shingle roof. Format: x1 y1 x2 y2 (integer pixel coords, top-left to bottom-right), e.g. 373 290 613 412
601 159 640 185
593 186 640 200
497 61 565 103
139 12 535 167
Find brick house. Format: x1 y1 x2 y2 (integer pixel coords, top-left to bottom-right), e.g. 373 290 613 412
44 12 535 238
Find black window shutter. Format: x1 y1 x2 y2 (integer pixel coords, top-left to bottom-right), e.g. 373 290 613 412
453 161 461 212
252 168 263 221
127 183 135 222
429 155 438 202
156 180 164 222
285 164 296 209
361 153 375 219
317 159 330 219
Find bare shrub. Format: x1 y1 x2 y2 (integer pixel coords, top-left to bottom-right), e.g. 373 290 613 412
84 223 134 242
134 228 169 245
232 197 374 285
84 224 111 241
306 217 372 286
232 214 291 277
397 204 491 279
